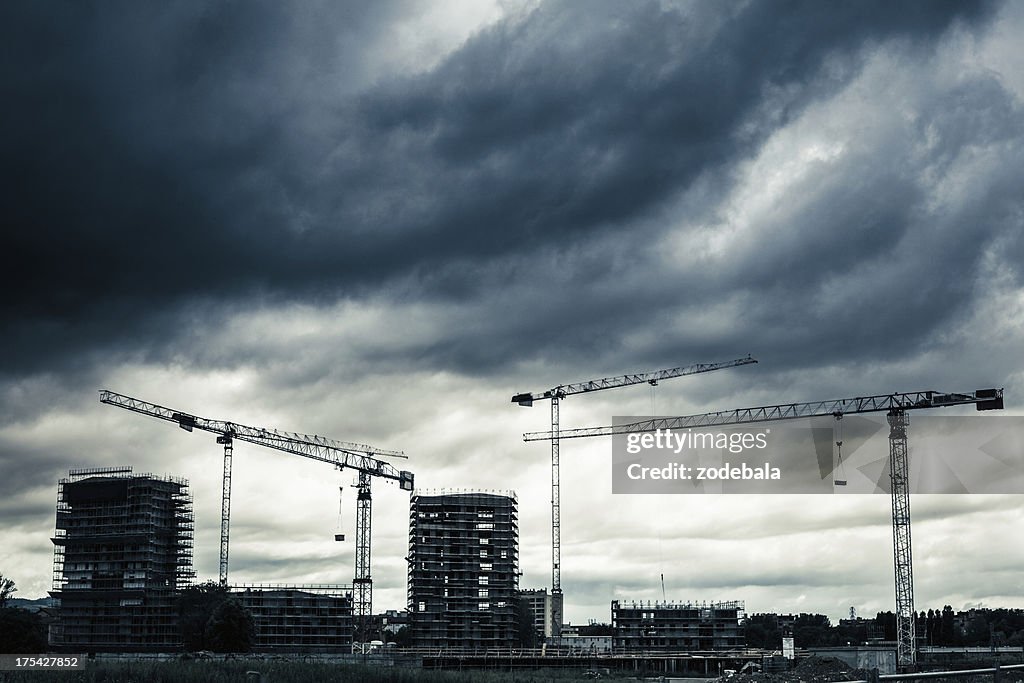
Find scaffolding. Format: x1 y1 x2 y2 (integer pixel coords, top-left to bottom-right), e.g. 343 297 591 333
49 467 194 651
408 491 520 649
611 600 746 652
232 584 354 652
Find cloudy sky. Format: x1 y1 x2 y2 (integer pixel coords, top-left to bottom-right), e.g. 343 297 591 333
2 0 1023 625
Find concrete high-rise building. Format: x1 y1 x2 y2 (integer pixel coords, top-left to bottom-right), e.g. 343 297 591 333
612 600 745 652
50 466 194 651
408 490 519 649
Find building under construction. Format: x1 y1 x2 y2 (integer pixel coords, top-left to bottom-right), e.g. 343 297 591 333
612 600 745 651
408 491 520 649
233 585 353 652
49 467 194 651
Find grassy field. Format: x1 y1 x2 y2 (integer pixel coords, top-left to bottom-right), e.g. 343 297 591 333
0 660 623 683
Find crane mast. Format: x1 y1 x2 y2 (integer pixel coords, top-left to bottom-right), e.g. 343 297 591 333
353 471 373 631
216 434 233 586
512 355 756 637
523 387 1003 667
888 409 913 667
99 390 412 642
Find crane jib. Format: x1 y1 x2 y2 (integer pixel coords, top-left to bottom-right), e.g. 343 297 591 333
99 387 411 621
99 389 410 484
521 388 1005 441
510 356 757 404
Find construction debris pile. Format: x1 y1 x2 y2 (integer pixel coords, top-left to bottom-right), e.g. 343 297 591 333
717 656 871 683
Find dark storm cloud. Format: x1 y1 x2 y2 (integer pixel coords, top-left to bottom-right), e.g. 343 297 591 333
0 436 88 499
1 0 1003 379
2 0 408 374
0 488 55 530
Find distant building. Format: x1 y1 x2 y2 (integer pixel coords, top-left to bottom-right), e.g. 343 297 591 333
49 466 194 651
612 600 745 652
520 588 553 639
563 634 613 653
952 611 974 637
774 613 798 634
7 597 56 613
747 612 806 635
838 616 886 642
378 609 410 635
233 585 353 652
408 490 520 649
560 624 613 653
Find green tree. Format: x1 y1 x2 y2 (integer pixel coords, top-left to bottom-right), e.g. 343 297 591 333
0 608 47 653
837 618 868 646
0 574 16 609
391 625 412 647
178 581 230 651
580 623 614 636
793 613 836 647
745 614 783 649
876 611 897 641
940 605 956 645
516 597 540 648
205 597 254 653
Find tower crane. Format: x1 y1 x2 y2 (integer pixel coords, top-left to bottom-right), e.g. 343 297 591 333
99 390 413 641
523 387 1004 666
511 355 757 636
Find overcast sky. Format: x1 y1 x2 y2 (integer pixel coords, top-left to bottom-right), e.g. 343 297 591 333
2 0 1023 626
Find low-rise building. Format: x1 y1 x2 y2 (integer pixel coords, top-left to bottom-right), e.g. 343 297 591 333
233 585 353 652
612 600 745 652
